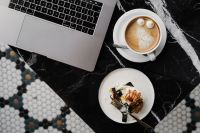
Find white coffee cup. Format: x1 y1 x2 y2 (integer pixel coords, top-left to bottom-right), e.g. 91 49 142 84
117 9 164 61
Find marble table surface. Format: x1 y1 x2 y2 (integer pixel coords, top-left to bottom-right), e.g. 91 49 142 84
10 0 200 132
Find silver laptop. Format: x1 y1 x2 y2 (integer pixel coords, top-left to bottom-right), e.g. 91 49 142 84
0 0 116 71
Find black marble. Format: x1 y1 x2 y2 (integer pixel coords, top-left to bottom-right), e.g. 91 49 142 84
11 0 200 132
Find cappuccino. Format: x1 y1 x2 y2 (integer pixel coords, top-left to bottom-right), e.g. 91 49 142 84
125 17 160 53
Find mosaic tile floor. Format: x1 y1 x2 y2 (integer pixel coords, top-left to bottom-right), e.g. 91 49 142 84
0 43 94 133
155 84 200 133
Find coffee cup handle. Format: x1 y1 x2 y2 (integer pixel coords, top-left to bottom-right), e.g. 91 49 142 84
113 44 129 49
147 52 156 61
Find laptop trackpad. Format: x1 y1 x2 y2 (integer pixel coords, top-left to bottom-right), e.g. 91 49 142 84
17 15 98 71
0 7 25 45
17 14 92 55
17 15 71 55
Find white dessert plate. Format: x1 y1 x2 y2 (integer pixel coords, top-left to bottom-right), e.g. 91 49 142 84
113 9 167 63
98 68 155 124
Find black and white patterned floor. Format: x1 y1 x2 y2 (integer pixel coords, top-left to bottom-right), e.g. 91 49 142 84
0 43 94 133
155 84 200 133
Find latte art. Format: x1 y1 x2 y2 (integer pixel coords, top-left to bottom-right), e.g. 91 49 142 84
125 16 160 53
136 28 154 50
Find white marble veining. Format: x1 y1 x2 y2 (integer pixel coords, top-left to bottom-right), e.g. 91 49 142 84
106 44 125 68
151 111 161 123
116 0 126 13
146 0 200 74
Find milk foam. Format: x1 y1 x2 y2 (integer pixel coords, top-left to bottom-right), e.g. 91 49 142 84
136 27 154 50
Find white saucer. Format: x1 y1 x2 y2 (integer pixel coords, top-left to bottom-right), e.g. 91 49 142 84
113 9 167 63
98 68 155 124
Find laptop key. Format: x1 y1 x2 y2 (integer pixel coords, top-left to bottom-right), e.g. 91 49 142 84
12 0 18 4
82 27 88 33
88 10 93 16
53 0 58 4
21 7 27 12
93 11 99 17
58 6 64 12
75 12 81 18
52 5 58 10
63 21 70 27
74 0 80 5
40 1 46 6
70 10 75 16
69 0 75 4
18 0 24 5
76 6 81 12
34 0 40 4
64 8 70 14
93 18 98 24
59 13 65 19
46 3 52 9
96 2 102 7
9 3 15 9
42 7 47 13
81 1 86 7
81 8 88 14
65 15 71 21
70 23 76 29
70 4 76 10
88 29 94 35
29 0 34 3
93 12 99 23
76 25 82 31
15 5 21 10
30 4 36 9
53 11 59 17
58 0 64 6
36 5 41 11
87 16 93 22
27 9 34 15
86 3 92 9
64 2 70 8
83 21 95 29
34 11 63 24
93 5 101 12
24 2 30 7
71 17 77 23
76 19 83 25
81 14 87 20
47 9 53 15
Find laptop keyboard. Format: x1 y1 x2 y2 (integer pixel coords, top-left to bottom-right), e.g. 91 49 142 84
8 0 103 35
